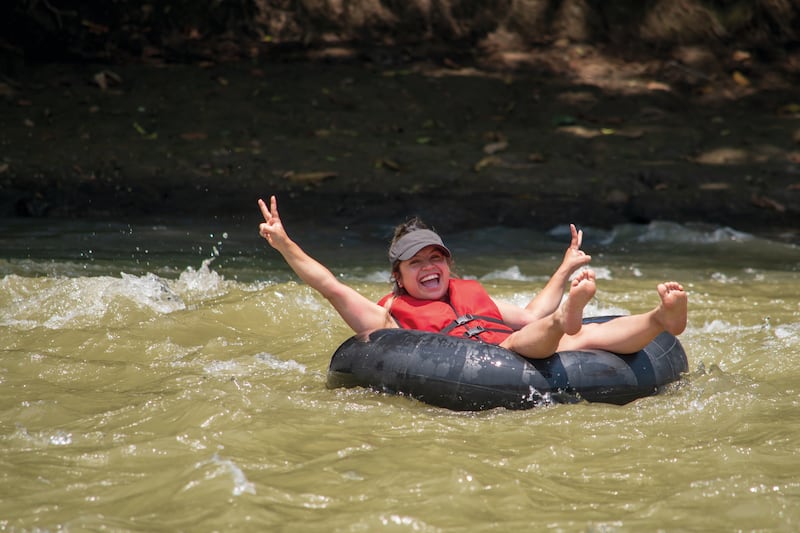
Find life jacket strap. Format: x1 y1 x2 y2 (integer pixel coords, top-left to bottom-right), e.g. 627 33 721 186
440 314 509 336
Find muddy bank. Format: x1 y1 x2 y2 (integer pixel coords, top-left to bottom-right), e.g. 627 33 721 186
1 50 799 239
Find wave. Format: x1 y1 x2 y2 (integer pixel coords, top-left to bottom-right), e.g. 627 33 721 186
547 220 754 244
0 259 238 329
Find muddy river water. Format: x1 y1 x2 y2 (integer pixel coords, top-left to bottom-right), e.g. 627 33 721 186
1 217 798 531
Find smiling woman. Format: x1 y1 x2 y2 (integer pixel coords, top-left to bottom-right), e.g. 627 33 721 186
387 224 452 298
257 195 688 364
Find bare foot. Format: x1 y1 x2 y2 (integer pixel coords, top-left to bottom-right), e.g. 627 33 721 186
656 282 688 335
560 269 596 335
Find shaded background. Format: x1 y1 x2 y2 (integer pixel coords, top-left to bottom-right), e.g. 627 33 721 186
4 0 799 62
1 0 799 235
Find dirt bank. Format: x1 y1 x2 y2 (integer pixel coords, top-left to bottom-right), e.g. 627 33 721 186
1 46 799 240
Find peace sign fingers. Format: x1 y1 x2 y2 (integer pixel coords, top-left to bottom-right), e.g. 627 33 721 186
570 223 583 250
258 195 280 223
257 195 288 247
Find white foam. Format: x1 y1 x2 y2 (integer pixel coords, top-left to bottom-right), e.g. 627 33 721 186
359 269 392 283
481 266 541 282
710 272 739 284
0 259 251 329
49 430 73 446
0 273 186 329
173 258 230 300
211 454 256 496
774 323 800 341
203 360 247 376
698 319 762 335
635 221 753 244
256 352 307 374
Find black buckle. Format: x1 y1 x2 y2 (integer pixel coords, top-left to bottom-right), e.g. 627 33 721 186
455 314 474 326
464 325 485 337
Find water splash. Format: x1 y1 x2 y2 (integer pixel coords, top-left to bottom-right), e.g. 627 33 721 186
211 454 256 496
173 258 230 301
481 266 543 282
203 360 247 376
0 272 185 329
0 260 247 330
640 222 753 243
256 352 307 374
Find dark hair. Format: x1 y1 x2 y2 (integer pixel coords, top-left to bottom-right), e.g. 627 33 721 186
388 217 454 295
390 216 430 244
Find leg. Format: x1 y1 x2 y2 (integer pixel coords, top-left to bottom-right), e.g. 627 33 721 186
556 282 687 353
500 270 596 359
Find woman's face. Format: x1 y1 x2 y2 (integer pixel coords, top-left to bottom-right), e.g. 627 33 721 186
396 245 451 300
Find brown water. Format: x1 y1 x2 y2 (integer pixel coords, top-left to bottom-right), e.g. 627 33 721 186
1 218 799 531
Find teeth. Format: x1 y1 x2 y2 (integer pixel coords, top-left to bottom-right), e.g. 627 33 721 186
420 274 438 283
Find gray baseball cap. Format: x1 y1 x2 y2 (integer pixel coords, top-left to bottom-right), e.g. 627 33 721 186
388 229 451 263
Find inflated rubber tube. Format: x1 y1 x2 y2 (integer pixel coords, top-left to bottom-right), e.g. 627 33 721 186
327 316 688 411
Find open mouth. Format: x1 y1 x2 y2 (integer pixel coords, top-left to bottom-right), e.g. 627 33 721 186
420 273 440 289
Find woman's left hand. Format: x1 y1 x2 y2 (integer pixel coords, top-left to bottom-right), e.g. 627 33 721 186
562 223 592 273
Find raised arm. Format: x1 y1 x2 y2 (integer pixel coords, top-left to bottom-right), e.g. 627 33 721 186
525 224 592 315
496 224 592 328
258 196 394 335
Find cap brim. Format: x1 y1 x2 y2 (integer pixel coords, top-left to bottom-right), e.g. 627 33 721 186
389 229 451 263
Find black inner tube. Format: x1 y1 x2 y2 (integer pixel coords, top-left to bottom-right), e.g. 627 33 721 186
327 316 688 411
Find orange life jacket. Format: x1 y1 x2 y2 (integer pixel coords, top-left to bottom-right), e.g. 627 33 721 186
378 278 515 344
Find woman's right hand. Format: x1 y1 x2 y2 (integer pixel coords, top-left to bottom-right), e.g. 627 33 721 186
258 195 289 249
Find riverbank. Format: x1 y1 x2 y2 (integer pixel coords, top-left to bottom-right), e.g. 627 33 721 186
2 45 799 240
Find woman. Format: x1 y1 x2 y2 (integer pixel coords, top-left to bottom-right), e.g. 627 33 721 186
257 195 687 359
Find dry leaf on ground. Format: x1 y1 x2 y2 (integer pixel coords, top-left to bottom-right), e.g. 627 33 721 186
751 194 786 212
93 70 122 91
483 141 508 154
180 132 208 141
699 182 730 190
283 171 338 185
